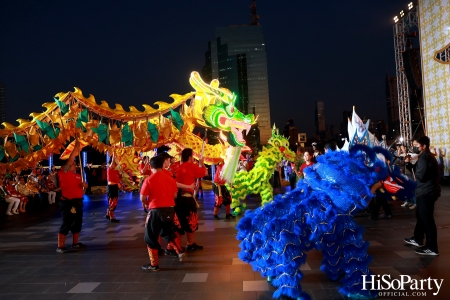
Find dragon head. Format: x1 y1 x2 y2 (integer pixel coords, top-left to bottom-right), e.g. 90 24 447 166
188 71 255 147
203 100 254 147
267 125 296 162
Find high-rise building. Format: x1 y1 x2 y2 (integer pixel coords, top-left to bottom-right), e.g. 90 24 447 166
0 82 5 125
315 100 327 141
385 75 399 140
202 1 271 142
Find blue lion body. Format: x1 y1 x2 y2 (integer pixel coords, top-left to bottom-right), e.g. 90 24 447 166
236 146 415 299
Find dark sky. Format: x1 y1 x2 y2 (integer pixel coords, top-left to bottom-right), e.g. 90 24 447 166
1 0 409 137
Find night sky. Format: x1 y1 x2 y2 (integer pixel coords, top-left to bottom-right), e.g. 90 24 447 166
1 0 409 138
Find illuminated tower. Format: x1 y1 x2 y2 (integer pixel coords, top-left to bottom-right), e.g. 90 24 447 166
202 1 271 143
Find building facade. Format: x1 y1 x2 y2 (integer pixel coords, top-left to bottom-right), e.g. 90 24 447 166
315 100 327 141
202 23 271 142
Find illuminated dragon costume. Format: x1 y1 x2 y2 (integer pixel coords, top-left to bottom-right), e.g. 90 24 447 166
236 145 416 300
230 127 295 209
0 72 255 174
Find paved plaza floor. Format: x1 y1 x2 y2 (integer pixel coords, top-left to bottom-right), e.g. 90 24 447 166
0 184 449 300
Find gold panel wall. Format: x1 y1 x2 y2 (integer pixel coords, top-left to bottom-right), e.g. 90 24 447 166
419 0 450 176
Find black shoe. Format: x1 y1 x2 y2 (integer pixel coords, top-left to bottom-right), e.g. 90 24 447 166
213 214 220 220
380 214 392 219
165 249 178 257
110 218 120 223
415 247 439 256
142 264 160 271
186 243 203 252
404 237 424 247
72 243 87 249
225 214 236 219
158 249 165 255
56 247 68 253
105 215 110 220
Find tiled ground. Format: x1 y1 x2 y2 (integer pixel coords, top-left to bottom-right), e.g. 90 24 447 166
0 183 449 300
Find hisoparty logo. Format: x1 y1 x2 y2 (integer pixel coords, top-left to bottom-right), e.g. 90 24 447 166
362 275 443 297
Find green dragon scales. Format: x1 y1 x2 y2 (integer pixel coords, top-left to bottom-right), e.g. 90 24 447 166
230 126 296 209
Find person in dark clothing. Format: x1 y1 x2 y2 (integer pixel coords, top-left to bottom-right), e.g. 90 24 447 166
369 191 393 220
404 136 441 256
83 162 93 195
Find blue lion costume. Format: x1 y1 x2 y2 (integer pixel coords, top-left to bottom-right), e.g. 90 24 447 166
236 145 416 299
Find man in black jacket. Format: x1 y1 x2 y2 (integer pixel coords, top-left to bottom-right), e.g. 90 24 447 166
404 136 441 256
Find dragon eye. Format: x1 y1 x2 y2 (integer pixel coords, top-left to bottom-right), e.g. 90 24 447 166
226 104 235 115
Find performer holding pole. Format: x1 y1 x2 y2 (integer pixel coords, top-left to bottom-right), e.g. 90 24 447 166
106 152 122 223
57 141 88 253
212 161 235 220
174 148 208 252
139 156 152 212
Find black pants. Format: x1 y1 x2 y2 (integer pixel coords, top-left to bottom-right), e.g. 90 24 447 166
174 195 198 233
59 198 83 235
144 207 176 249
414 195 438 252
289 173 297 190
370 196 392 218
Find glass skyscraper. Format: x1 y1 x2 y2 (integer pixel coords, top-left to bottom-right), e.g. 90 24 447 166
202 25 271 143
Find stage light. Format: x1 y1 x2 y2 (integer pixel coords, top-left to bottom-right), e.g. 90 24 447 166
400 10 405 17
394 16 399 23
408 2 414 10
399 137 404 142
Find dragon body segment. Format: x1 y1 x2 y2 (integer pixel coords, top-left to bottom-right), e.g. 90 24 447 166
230 127 295 208
0 72 255 172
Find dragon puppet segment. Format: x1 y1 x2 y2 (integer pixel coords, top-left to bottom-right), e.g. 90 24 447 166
230 126 295 209
185 71 255 148
0 71 255 172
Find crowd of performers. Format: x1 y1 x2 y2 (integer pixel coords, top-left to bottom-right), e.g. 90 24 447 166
5 131 440 300
53 142 213 271
235 135 441 299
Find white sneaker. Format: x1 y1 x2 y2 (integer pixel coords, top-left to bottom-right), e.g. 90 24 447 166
409 204 416 209
401 202 409 207
6 212 14 216
13 210 19 214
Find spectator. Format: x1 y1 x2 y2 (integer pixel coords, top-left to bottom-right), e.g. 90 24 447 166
45 175 58 204
403 155 417 209
84 162 94 195
404 136 441 256
0 179 20 215
298 150 315 179
324 141 337 153
4 178 27 213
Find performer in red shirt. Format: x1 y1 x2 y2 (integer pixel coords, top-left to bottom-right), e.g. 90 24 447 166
139 156 152 181
139 156 152 213
175 148 207 252
212 162 235 220
140 155 187 271
57 141 88 253
167 156 180 178
106 154 122 223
